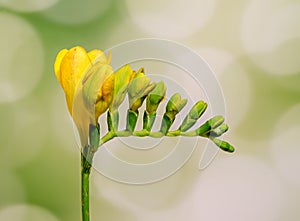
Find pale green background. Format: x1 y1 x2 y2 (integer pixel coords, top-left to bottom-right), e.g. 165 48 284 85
0 0 300 220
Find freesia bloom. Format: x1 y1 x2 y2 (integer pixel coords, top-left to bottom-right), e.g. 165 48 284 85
54 46 114 145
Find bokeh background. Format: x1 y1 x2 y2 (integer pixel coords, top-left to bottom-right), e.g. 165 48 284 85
1 0 300 220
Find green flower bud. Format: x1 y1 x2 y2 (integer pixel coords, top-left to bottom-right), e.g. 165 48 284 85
179 101 207 132
160 93 187 134
110 64 135 110
196 115 225 136
208 124 229 137
207 115 224 128
189 101 208 119
146 81 166 114
128 68 148 96
128 68 156 111
210 138 235 153
166 93 187 120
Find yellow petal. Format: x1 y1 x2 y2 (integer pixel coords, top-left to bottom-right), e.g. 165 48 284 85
88 49 107 64
94 72 115 120
72 63 113 145
80 62 114 120
60 46 91 113
54 49 68 87
82 64 113 105
101 73 115 102
94 100 109 121
94 76 114 118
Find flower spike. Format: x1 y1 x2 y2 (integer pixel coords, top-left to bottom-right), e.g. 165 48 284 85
54 46 235 221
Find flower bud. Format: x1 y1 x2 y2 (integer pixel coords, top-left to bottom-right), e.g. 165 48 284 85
160 93 187 134
128 68 156 111
165 93 187 120
210 138 235 152
196 115 225 136
208 124 229 137
146 81 166 114
179 101 207 132
82 63 114 119
189 101 207 119
110 64 135 110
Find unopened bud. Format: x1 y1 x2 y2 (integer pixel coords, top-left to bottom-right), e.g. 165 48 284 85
208 124 229 137
166 93 187 120
146 81 166 114
196 115 225 135
110 64 135 110
211 138 235 153
189 101 207 119
179 101 207 132
128 68 156 111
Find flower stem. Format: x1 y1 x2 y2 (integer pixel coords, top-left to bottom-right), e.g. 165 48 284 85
81 150 92 221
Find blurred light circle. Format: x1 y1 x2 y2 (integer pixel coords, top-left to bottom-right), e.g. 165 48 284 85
271 104 300 187
271 103 300 133
242 0 300 75
179 155 282 221
103 19 145 47
0 204 59 221
0 12 44 103
0 171 25 207
0 0 58 12
271 126 300 187
125 0 216 39
93 166 182 211
113 155 283 221
0 100 47 168
42 0 112 25
198 48 251 129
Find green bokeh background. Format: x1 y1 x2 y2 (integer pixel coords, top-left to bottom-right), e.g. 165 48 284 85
1 0 300 220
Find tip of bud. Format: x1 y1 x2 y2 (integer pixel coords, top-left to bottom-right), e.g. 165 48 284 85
189 101 207 119
166 93 187 118
137 67 144 74
208 115 225 129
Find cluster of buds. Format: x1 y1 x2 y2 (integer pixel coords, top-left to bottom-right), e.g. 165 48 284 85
54 46 234 153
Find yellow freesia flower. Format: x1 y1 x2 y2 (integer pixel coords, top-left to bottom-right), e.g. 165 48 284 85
54 46 114 145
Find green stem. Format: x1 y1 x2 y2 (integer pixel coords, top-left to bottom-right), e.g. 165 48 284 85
81 124 99 221
99 131 116 146
81 149 92 221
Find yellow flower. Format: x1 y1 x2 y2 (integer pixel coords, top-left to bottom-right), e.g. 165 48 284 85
54 46 114 144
